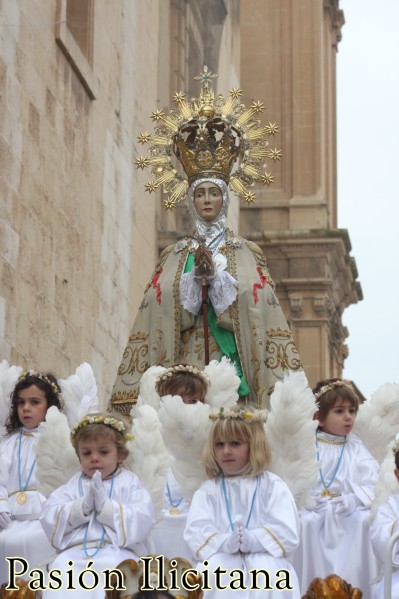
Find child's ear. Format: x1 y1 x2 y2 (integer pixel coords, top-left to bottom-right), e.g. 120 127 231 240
313 411 321 423
395 468 399 482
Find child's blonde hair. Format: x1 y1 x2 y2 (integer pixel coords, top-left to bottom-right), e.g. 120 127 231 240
313 378 360 422
71 412 130 464
203 411 271 478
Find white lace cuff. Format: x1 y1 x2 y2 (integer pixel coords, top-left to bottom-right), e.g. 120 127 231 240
208 271 238 316
180 271 202 315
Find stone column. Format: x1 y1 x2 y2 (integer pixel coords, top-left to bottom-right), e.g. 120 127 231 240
240 0 360 386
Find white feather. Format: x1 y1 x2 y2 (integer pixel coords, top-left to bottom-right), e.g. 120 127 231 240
35 406 79 496
266 370 319 509
158 396 210 501
204 357 240 408
127 404 170 519
0 361 23 436
136 365 167 410
59 362 99 427
371 439 399 519
354 382 399 463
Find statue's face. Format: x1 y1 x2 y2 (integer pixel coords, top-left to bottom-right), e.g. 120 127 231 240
193 182 223 222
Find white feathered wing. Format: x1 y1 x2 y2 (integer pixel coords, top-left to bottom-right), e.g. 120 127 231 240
204 357 240 408
371 437 399 520
35 362 99 495
266 370 318 509
35 406 79 496
157 358 241 501
353 382 399 464
127 403 171 519
59 362 99 427
157 396 211 502
0 360 23 436
135 365 167 410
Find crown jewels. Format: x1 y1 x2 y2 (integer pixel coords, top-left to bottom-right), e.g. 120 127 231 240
135 66 281 209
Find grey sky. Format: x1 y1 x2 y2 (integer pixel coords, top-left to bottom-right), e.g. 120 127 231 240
338 0 399 397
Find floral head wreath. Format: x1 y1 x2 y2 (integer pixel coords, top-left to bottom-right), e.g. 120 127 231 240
70 413 133 443
17 369 61 397
155 364 210 395
135 65 281 210
392 433 399 455
314 380 355 404
209 407 268 423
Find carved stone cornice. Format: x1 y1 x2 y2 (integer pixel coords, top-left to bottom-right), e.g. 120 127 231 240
324 0 345 46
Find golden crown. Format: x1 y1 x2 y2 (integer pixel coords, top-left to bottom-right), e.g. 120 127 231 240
135 66 281 210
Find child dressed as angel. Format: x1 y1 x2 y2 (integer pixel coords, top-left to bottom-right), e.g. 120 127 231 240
293 379 379 599
184 406 301 599
370 436 399 598
40 412 155 598
0 369 63 585
133 359 240 561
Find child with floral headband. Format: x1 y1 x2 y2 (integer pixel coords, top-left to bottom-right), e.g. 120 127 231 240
154 362 210 514
370 436 399 598
155 363 209 405
0 370 63 584
40 412 155 599
183 406 301 598
293 378 379 599
150 363 210 561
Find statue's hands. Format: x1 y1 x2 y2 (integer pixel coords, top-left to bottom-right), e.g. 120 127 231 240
194 243 215 280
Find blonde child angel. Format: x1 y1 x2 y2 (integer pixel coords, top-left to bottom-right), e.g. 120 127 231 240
40 413 155 598
184 407 301 599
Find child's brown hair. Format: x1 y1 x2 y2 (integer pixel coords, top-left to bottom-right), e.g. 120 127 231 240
313 378 360 422
156 364 208 402
71 413 130 464
6 371 63 434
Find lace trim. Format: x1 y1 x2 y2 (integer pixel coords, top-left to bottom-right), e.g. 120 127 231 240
180 270 238 316
208 271 238 316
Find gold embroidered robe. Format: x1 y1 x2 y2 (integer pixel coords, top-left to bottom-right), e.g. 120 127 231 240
110 230 301 413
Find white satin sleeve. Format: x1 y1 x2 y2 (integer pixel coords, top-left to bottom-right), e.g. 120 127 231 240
96 475 155 550
343 439 379 507
184 481 231 560
184 472 299 561
41 470 155 552
251 476 300 558
370 494 399 566
0 437 12 514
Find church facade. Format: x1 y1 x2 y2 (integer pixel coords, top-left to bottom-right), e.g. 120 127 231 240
0 0 359 404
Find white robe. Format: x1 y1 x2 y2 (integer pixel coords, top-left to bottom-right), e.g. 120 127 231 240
184 470 301 598
152 468 192 561
0 428 55 584
293 431 379 599
40 468 155 598
370 493 399 599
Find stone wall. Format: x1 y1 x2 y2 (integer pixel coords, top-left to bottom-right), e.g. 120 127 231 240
0 0 162 405
0 0 240 406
